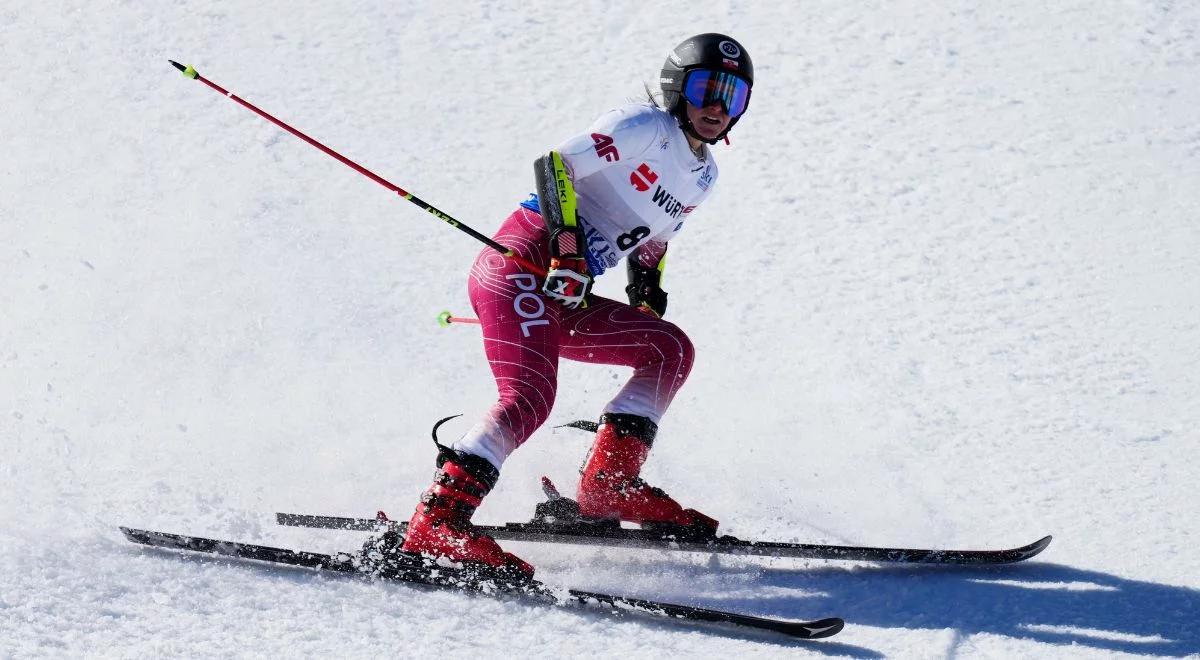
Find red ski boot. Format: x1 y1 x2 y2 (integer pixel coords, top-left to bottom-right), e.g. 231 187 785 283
399 445 533 579
576 413 718 536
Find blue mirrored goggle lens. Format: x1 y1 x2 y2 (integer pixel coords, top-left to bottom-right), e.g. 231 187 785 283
682 70 751 117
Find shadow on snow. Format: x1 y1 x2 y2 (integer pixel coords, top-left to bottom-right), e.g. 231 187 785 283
717 559 1200 656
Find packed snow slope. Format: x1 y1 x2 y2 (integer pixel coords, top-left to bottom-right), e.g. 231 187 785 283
3 1 1198 657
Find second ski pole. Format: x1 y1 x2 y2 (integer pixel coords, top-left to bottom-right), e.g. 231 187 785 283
167 60 545 277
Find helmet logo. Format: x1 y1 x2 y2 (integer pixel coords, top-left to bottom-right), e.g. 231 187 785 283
718 40 741 59
669 53 683 66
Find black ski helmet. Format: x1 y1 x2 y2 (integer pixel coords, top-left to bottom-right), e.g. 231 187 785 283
660 33 754 144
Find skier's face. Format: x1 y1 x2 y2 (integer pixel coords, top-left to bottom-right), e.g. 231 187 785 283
685 101 732 140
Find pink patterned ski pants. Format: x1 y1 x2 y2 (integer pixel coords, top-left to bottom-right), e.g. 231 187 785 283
451 207 694 469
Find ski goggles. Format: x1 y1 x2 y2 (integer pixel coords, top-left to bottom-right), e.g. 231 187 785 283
682 69 752 117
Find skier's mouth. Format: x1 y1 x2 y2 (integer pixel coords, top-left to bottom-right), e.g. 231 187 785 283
701 116 722 125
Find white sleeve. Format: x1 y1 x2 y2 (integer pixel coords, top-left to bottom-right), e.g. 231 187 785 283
555 104 662 181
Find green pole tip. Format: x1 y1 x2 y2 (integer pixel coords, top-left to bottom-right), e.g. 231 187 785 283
437 311 453 328
169 60 199 79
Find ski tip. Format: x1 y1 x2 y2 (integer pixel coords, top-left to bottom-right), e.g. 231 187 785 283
1000 534 1053 563
1029 534 1053 554
794 617 844 639
119 526 156 546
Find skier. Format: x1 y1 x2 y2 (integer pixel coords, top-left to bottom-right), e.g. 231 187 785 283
392 34 754 578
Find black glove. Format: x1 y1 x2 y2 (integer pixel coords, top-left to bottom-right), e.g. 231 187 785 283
626 261 667 317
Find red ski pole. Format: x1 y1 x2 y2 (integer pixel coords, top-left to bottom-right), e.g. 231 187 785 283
167 60 545 277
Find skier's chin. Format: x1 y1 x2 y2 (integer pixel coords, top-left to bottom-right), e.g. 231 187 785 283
693 120 724 140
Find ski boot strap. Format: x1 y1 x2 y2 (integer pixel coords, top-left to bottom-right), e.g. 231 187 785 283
429 413 500 491
598 412 658 446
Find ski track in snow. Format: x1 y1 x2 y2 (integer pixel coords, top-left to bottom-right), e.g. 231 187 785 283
2 1 1198 657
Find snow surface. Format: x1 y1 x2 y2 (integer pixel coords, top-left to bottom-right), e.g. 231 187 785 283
2 1 1199 657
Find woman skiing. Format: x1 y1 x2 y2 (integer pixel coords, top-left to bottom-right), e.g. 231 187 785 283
392 34 755 578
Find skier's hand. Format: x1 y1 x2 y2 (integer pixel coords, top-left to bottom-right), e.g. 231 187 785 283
543 257 592 309
627 282 667 318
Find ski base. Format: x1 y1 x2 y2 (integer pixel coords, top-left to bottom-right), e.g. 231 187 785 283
119 526 843 640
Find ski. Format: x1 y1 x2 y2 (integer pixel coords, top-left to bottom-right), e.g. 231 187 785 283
277 504 1052 566
119 526 843 640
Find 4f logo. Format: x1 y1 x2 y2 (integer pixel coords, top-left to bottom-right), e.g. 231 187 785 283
591 133 619 162
629 163 658 192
